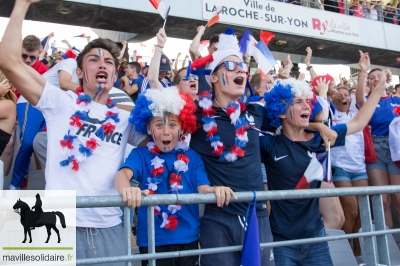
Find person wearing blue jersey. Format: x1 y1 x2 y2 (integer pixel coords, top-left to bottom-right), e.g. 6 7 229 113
357 51 400 229
260 70 390 265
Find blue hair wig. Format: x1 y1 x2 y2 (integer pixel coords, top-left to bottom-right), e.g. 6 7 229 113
264 80 294 128
129 94 153 135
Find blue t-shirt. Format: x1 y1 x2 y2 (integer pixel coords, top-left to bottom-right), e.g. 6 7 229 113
121 147 210 247
259 124 347 241
369 96 400 136
128 76 143 103
190 103 269 217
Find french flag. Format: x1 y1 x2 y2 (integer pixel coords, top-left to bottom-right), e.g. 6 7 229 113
73 33 87 38
240 203 261 266
249 40 277 75
198 40 209 53
206 6 223 27
149 0 170 19
295 151 331 189
40 35 50 51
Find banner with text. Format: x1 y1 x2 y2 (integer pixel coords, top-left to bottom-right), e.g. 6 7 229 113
202 0 361 44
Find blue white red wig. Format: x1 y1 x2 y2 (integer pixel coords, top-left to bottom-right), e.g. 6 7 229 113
264 78 314 128
129 87 197 135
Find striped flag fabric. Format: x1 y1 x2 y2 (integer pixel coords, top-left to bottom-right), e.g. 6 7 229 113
240 203 261 266
259 30 275 46
239 28 252 56
249 40 277 75
149 0 170 19
40 36 49 50
295 151 330 189
206 6 223 27
73 33 87 38
198 40 210 53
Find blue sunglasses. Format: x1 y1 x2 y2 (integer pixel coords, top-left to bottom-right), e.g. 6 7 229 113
214 61 249 72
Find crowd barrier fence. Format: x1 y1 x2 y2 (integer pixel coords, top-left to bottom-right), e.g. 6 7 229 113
76 185 400 266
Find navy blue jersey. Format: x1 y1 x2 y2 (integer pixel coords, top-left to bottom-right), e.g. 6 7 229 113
190 103 269 217
260 124 347 241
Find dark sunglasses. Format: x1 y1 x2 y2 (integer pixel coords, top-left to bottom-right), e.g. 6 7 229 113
179 75 199 82
21 54 38 62
214 61 249 72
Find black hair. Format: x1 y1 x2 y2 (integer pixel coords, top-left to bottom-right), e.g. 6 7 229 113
128 62 141 74
76 38 120 72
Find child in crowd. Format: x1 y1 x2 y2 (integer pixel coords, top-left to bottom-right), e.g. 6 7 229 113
114 87 236 266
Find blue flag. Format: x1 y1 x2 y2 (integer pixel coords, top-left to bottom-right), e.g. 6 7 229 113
240 204 261 266
239 28 252 56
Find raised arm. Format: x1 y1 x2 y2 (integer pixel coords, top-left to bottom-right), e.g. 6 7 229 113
182 55 189 68
304 47 317 80
174 52 181 71
189 26 205 60
39 32 54 60
148 28 166 89
356 50 369 108
118 40 127 61
0 0 45 106
347 69 391 135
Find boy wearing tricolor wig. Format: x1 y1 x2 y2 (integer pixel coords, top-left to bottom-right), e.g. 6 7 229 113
114 87 236 266
260 72 391 265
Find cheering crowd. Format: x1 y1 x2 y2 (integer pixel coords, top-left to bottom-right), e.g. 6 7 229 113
1 0 400 265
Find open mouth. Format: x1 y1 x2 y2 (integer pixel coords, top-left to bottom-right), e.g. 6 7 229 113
96 72 108 82
162 141 171 145
233 77 244 86
190 83 197 89
342 101 348 106
300 114 310 119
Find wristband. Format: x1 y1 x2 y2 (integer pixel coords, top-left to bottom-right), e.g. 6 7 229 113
306 65 313 71
154 46 163 53
155 44 164 49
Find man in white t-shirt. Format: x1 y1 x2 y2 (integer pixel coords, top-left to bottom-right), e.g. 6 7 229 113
33 58 135 171
0 1 148 264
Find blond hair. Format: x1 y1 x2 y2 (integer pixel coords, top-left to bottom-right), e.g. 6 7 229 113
0 71 17 103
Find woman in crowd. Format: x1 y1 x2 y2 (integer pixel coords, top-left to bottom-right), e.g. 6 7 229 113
357 51 400 229
0 71 16 163
331 86 367 264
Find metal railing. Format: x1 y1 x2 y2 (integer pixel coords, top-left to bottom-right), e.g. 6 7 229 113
76 185 400 266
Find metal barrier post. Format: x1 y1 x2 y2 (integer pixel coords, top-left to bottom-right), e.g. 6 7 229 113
377 4 384 22
359 195 378 265
124 207 132 266
344 0 349 16
147 206 156 266
372 194 391 266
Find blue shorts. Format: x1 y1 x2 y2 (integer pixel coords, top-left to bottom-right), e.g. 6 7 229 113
366 136 400 175
332 166 368 183
273 228 333 266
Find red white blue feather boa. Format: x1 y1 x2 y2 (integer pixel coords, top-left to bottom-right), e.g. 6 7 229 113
59 87 119 171
147 140 189 230
199 91 249 162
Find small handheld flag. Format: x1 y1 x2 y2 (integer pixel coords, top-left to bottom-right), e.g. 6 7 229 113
295 151 330 189
240 192 261 266
206 6 223 27
239 28 252 56
249 40 277 75
73 33 87 38
162 6 171 28
149 0 170 19
260 30 275 46
198 40 210 53
40 35 49 51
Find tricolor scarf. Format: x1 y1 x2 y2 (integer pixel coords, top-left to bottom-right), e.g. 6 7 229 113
59 87 119 171
199 91 249 162
147 140 189 230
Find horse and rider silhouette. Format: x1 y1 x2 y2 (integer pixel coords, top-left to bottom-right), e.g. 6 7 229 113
12 194 66 243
